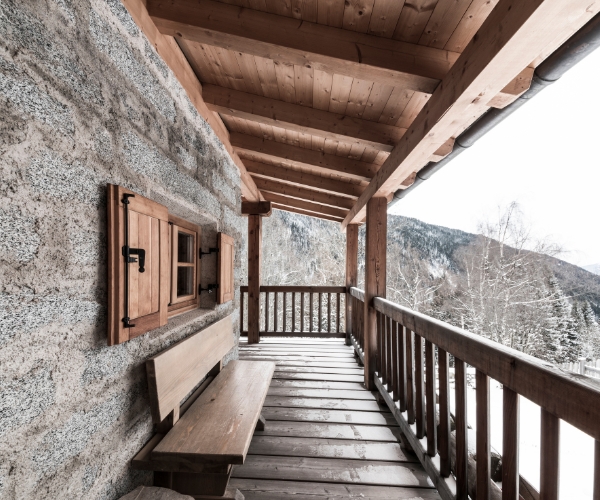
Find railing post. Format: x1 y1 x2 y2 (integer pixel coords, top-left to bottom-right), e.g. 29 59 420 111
247 214 262 344
345 224 359 346
364 197 387 390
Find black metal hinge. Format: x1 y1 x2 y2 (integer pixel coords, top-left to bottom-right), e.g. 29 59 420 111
199 247 219 259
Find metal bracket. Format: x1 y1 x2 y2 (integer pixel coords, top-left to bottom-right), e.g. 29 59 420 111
199 284 219 294
199 247 219 259
122 246 146 272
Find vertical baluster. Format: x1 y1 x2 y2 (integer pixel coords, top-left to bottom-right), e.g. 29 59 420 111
309 292 314 332
438 348 450 477
392 320 399 402
283 292 287 333
318 292 323 332
594 440 600 500
327 293 331 333
540 409 560 500
376 311 383 380
292 292 296 333
406 328 415 424
415 333 425 438
274 292 278 333
425 340 436 456
503 387 519 500
265 292 270 333
240 290 245 335
455 358 468 500
476 370 491 500
300 292 305 332
398 324 407 411
386 317 393 390
336 293 341 333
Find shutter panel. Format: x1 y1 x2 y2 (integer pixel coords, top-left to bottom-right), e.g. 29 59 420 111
107 184 170 345
217 233 235 304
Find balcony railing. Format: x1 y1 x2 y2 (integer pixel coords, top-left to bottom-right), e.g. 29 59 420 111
349 286 600 500
240 286 346 337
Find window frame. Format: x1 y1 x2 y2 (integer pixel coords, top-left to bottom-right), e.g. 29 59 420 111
168 214 201 318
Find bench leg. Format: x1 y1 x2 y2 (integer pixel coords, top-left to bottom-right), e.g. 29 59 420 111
255 414 266 431
154 466 242 498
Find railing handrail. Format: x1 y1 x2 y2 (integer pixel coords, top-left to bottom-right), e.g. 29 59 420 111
240 285 346 293
354 291 600 441
349 286 364 301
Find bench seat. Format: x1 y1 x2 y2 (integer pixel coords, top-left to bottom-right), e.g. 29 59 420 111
152 360 275 465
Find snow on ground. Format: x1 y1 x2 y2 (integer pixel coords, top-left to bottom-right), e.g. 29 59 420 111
449 368 595 499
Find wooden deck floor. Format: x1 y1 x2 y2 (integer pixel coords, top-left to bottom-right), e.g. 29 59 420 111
231 337 441 500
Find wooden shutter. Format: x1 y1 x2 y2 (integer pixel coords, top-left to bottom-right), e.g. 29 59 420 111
168 214 201 317
217 233 235 304
107 184 170 345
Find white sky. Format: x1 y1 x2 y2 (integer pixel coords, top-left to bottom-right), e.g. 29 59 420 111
389 48 600 267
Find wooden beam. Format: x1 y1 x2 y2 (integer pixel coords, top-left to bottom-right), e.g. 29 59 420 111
252 177 355 210
241 201 272 216
364 197 386 390
271 204 343 223
147 0 460 94
120 0 262 202
345 224 359 346
341 0 600 228
246 160 363 198
261 192 349 220
231 133 378 182
203 85 404 152
488 67 535 109
247 215 262 344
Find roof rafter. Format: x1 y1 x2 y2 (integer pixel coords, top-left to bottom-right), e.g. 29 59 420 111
231 133 378 182
342 0 600 229
146 0 459 93
245 159 363 198
261 192 349 220
203 85 404 152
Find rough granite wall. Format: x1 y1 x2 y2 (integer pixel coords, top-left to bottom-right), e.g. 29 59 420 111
0 0 246 498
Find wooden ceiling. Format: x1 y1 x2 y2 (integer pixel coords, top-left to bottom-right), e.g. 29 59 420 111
142 0 600 226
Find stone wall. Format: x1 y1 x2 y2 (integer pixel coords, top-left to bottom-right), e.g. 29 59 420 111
0 0 246 498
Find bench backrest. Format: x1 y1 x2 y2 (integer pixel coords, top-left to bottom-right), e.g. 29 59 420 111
146 314 234 423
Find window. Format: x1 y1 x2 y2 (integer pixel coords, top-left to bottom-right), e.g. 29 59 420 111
107 184 233 345
168 214 201 317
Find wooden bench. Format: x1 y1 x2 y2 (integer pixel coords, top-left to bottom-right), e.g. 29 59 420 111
132 315 275 499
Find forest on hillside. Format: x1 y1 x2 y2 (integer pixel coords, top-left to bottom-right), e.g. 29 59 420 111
261 204 600 364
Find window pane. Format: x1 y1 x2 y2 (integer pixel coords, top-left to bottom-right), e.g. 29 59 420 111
177 266 194 297
177 231 194 263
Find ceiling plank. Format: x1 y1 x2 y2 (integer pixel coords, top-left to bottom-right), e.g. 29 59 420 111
246 160 363 198
272 203 345 222
342 0 600 229
262 192 349 219
252 177 355 209
146 0 459 93
230 132 378 181
203 84 405 152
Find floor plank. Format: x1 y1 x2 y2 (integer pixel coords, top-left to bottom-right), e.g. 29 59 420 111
248 436 417 462
274 372 364 382
254 421 403 441
240 354 357 364
264 396 384 411
275 365 363 374
230 478 441 499
267 387 376 400
260 407 398 426
232 455 433 487
269 379 366 390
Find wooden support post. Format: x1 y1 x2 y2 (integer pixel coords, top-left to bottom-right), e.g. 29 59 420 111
540 409 560 500
247 215 262 344
345 224 359 346
363 197 387 390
